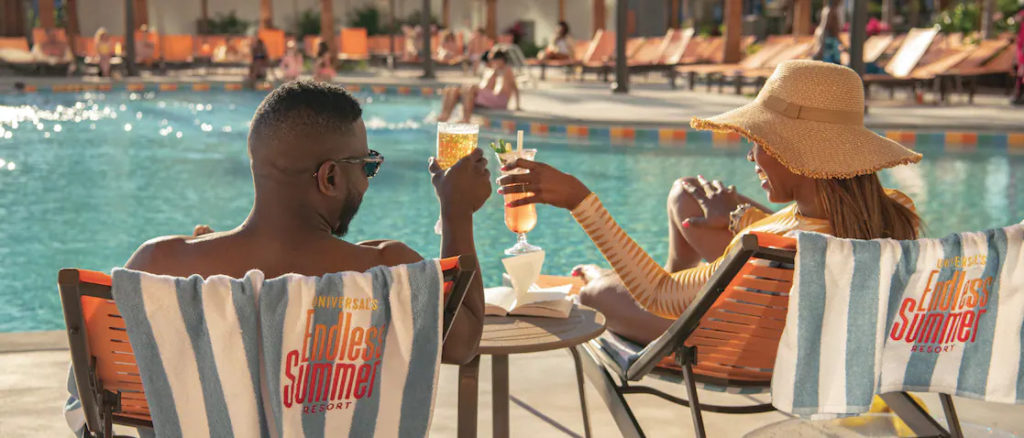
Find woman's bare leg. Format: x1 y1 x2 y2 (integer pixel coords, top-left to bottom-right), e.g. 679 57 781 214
438 87 461 122
459 85 478 123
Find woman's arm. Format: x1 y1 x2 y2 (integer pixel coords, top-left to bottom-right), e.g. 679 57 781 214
506 68 521 110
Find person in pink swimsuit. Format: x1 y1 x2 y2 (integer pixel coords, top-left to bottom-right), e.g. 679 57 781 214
279 40 304 81
438 49 520 122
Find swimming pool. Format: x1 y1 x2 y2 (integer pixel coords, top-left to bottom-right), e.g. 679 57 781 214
1 90 1022 332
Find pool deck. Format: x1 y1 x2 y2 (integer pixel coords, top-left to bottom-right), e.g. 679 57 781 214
2 67 1023 133
3 331 1024 437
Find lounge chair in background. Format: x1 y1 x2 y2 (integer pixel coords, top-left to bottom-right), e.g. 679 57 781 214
720 36 816 94
627 28 695 87
0 36 36 71
159 35 194 69
258 28 286 61
528 38 589 80
675 36 790 91
863 27 940 98
338 27 370 63
937 37 1015 103
60 257 474 438
577 29 616 81
31 27 75 74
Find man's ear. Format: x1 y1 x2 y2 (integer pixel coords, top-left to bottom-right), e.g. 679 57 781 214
315 161 340 195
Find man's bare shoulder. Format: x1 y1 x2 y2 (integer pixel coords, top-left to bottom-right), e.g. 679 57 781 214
356 239 423 266
124 235 192 272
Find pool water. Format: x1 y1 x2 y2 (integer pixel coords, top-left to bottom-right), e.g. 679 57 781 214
1 91 1022 332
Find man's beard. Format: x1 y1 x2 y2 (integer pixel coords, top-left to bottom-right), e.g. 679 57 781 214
332 192 363 237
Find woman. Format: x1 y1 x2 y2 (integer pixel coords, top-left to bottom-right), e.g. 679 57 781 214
538 21 574 61
436 30 463 64
313 41 335 82
812 0 842 64
94 28 115 77
279 40 303 81
497 60 922 344
438 49 520 122
249 38 269 81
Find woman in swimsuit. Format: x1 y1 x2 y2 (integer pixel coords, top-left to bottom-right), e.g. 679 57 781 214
538 21 574 61
438 49 520 122
313 41 335 82
249 38 269 82
279 40 303 81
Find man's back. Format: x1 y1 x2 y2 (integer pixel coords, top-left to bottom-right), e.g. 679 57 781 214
125 230 421 280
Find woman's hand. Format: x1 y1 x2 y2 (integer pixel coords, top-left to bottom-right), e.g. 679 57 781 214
681 175 741 229
496 159 591 210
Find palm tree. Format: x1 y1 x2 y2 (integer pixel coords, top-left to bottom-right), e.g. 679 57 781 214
320 0 336 60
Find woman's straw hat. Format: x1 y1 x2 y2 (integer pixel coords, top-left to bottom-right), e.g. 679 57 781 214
691 60 921 179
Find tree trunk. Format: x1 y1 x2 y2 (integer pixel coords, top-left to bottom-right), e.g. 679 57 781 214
133 0 149 30
442 0 450 28
38 0 56 28
199 0 209 34
981 0 994 39
669 0 681 29
321 0 336 60
0 0 26 37
792 0 812 35
485 0 496 38
724 0 743 62
65 0 80 53
559 0 566 21
593 0 606 34
260 0 274 29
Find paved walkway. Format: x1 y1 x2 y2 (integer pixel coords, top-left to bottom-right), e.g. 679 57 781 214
2 66 1023 132
2 331 1023 437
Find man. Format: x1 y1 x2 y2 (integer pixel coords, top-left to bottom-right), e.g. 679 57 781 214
125 81 491 364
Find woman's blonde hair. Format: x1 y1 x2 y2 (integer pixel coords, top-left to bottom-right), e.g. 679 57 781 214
815 174 920 240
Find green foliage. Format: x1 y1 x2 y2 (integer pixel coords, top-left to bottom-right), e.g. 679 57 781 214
293 9 321 37
349 6 384 35
201 11 251 35
934 0 1021 35
403 10 441 29
518 40 541 58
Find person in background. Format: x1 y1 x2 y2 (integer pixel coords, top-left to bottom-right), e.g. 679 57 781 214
249 38 269 82
438 49 520 122
94 27 116 77
812 0 843 64
537 21 574 61
314 41 335 82
465 28 491 73
135 24 157 68
436 30 464 64
402 25 422 61
279 40 304 81
32 27 75 75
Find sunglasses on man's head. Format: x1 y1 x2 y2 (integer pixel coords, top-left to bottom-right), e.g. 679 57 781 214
315 149 384 179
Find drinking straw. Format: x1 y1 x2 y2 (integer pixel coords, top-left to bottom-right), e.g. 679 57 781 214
517 130 523 154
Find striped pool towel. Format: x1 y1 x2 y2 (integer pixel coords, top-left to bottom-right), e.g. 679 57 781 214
772 225 1024 417
110 260 444 437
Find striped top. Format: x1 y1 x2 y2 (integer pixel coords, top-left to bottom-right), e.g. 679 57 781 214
570 189 915 319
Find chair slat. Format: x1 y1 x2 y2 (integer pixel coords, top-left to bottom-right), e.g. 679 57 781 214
718 288 789 307
733 277 792 294
715 301 788 320
693 319 785 340
705 307 786 330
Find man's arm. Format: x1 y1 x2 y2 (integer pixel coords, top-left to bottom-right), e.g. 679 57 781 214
437 209 484 364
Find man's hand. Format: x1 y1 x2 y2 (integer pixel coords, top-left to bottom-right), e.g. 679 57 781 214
429 148 492 217
496 159 591 210
192 224 214 237
680 175 740 229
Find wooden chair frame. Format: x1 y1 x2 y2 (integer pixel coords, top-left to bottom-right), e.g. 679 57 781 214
573 233 964 438
59 257 473 438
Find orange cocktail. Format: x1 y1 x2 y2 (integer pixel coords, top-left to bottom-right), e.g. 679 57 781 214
498 148 540 255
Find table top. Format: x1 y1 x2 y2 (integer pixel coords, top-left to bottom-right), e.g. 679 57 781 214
479 275 604 355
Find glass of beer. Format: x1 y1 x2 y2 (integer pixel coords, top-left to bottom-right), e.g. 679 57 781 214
435 122 479 233
497 148 540 255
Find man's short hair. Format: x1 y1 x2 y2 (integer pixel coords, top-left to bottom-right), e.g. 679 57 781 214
248 81 363 151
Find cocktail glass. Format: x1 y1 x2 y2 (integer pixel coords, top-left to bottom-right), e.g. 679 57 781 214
435 122 479 234
497 148 540 255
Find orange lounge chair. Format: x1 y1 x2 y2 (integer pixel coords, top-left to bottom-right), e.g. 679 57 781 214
159 35 194 67
0 36 35 67
862 27 941 95
723 36 817 93
676 36 792 90
839 33 898 65
529 39 588 80
574 232 963 438
934 37 1015 102
30 27 75 71
577 29 617 81
60 257 474 438
258 28 285 61
338 27 369 62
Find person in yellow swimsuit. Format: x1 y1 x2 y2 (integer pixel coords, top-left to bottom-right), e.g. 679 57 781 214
497 60 924 344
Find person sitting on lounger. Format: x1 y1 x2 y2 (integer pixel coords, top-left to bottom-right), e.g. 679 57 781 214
538 21 575 61
438 49 520 122
497 60 922 344
94 27 116 77
436 30 464 64
32 28 75 74
123 81 492 364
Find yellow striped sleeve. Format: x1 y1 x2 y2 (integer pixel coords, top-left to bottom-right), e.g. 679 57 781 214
571 193 719 319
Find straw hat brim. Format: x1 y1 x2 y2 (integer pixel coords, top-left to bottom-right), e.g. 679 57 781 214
691 100 922 179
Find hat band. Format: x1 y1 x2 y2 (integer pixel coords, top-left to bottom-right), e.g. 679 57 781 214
762 95 863 126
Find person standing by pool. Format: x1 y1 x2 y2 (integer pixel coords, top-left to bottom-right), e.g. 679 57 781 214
249 38 270 82
497 61 922 344
812 0 843 64
120 81 491 364
93 28 116 77
437 49 520 122
279 40 303 81
314 41 335 82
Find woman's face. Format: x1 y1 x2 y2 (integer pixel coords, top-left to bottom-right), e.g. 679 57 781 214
748 144 800 203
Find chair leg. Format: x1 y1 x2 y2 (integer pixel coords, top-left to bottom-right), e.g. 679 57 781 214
940 394 964 438
574 345 645 438
880 392 949 437
569 347 593 438
681 364 708 438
